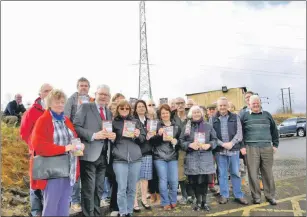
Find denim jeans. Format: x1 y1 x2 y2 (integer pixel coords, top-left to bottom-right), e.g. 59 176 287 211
70 178 81 204
113 161 141 215
102 177 111 199
154 160 178 206
30 188 43 216
216 152 244 199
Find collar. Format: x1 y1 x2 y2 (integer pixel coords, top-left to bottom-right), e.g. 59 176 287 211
96 103 105 110
250 110 263 114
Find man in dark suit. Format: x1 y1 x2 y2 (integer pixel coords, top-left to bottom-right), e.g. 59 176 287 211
3 94 26 127
74 84 116 216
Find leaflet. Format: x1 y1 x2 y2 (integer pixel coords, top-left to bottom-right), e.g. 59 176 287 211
122 120 136 138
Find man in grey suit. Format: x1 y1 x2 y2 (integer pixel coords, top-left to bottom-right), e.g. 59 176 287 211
74 84 116 216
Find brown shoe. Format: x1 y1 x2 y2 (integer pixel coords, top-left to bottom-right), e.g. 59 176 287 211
155 194 161 205
235 198 249 205
171 203 176 209
150 193 156 203
219 197 228 204
163 205 172 211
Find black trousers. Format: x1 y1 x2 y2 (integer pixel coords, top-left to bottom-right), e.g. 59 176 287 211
148 158 159 194
187 175 209 204
80 155 107 217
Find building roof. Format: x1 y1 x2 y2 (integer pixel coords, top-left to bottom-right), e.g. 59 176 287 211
186 86 247 96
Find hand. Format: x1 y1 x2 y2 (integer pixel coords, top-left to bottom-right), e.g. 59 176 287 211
95 131 108 140
201 143 211 151
273 146 277 153
158 128 164 136
222 142 233 150
134 129 140 138
240 148 246 155
189 142 199 150
108 132 116 141
146 132 154 140
80 143 85 151
171 138 177 146
65 144 75 152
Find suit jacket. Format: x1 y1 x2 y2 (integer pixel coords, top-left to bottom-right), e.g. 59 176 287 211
73 102 112 162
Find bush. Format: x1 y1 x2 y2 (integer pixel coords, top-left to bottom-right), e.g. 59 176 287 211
272 113 306 125
1 123 29 190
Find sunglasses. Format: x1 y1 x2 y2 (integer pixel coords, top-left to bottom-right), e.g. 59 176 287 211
119 107 130 111
148 104 155 106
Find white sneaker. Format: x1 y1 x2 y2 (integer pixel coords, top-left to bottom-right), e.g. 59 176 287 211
70 204 82 213
100 199 110 207
110 211 119 216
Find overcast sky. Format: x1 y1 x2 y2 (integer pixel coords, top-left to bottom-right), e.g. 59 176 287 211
1 1 306 113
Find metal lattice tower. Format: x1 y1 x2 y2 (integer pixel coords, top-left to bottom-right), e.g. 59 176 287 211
138 1 153 100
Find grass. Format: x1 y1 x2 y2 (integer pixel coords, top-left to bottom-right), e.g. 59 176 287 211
272 113 306 125
1 122 29 190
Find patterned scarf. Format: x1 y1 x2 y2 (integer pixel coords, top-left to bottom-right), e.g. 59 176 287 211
50 110 77 186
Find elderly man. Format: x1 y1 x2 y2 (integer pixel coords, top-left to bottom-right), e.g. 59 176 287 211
20 83 53 217
210 97 248 205
206 103 217 119
169 99 177 112
64 77 95 213
172 97 189 204
3 94 26 126
186 99 196 109
239 91 254 117
240 95 279 205
74 84 116 216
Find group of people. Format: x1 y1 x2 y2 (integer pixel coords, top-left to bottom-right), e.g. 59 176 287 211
11 77 279 217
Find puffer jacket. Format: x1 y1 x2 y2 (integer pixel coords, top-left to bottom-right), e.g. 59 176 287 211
150 120 181 161
111 115 146 163
179 120 217 175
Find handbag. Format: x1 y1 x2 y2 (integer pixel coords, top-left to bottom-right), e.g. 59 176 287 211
32 154 70 180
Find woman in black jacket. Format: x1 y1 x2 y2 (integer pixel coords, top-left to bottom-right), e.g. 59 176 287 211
132 100 153 212
149 104 181 211
111 100 146 217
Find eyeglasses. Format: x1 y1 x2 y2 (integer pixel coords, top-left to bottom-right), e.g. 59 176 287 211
119 107 130 111
148 104 155 106
176 102 185 105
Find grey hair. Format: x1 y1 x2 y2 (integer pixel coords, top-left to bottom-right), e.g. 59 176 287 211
96 84 111 94
175 97 185 103
249 95 261 104
217 96 229 106
39 83 52 94
187 105 204 119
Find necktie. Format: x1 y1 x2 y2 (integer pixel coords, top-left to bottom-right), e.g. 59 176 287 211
99 107 106 120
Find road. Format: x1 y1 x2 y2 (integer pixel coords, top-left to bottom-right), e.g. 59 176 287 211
276 136 306 159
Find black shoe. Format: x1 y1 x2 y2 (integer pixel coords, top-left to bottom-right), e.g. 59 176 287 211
266 198 277 205
234 197 249 205
253 198 261 204
141 200 152 210
193 204 201 211
202 202 210 212
133 206 141 213
219 196 228 204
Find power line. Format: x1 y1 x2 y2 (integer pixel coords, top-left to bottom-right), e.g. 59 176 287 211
200 65 304 76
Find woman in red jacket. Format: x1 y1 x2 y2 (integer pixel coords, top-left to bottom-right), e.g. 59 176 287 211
31 89 84 216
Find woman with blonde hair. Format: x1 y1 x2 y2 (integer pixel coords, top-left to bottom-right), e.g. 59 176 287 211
31 89 84 216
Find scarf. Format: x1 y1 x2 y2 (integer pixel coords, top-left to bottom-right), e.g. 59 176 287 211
50 110 65 121
192 117 205 133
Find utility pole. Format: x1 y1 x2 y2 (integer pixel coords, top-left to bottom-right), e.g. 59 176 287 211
281 89 285 113
138 1 153 100
288 87 292 113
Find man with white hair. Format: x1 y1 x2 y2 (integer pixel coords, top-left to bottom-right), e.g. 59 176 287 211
186 99 196 109
74 84 116 216
210 97 248 205
20 83 53 217
169 99 177 112
3 93 26 126
240 95 279 205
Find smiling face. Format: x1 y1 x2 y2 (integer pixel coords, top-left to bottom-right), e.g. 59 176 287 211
95 88 110 106
136 101 147 116
176 98 186 112
192 109 202 121
78 81 90 96
160 108 171 122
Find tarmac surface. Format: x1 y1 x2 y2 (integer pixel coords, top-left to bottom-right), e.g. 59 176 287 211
72 136 307 216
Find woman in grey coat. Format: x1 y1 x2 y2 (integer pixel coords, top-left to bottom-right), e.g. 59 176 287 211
180 105 217 212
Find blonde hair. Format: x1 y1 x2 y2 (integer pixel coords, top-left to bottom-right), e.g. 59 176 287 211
45 89 67 108
147 107 157 120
